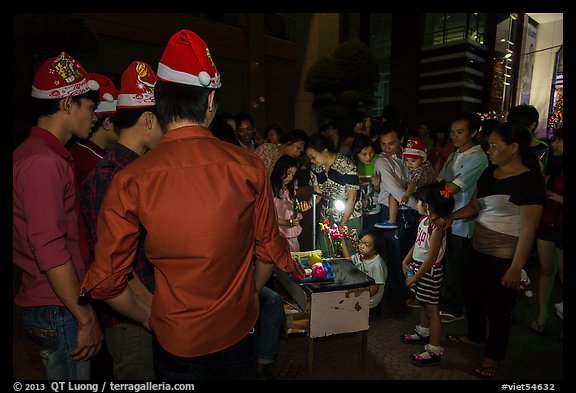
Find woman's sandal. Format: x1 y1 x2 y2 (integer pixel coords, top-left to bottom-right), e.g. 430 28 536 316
530 319 545 334
474 363 499 379
446 334 483 348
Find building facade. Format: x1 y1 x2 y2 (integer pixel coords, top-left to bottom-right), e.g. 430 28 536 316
12 13 562 147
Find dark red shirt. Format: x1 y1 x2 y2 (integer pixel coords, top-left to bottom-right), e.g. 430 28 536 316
13 127 91 306
69 139 106 185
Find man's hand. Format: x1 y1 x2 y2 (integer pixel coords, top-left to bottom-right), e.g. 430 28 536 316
69 316 103 362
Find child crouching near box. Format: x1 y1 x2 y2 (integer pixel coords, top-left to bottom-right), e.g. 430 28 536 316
341 229 387 316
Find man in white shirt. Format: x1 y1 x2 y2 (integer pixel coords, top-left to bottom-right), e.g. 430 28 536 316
437 112 488 323
373 122 420 301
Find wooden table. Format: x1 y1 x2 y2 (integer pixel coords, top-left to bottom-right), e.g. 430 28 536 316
275 258 375 373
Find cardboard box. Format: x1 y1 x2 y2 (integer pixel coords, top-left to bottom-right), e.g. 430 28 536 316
283 302 309 336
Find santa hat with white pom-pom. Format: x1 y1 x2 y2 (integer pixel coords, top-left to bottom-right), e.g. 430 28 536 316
88 73 118 115
156 29 221 89
31 52 99 99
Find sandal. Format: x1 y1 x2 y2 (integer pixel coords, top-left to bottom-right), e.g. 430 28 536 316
530 319 545 334
446 334 483 348
410 350 441 366
401 331 430 344
474 363 499 379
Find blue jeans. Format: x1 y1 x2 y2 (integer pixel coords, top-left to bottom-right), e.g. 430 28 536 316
20 305 91 380
378 204 420 300
257 286 284 365
153 327 257 380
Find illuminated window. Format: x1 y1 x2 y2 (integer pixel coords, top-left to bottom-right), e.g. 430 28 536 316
423 13 486 46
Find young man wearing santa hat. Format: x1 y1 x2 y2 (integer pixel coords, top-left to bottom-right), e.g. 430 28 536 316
81 60 162 380
80 29 304 380
69 73 119 184
13 52 103 380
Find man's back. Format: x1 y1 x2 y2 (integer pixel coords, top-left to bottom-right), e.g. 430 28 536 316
84 125 292 357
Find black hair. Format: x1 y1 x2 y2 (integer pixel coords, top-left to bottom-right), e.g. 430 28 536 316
212 112 236 128
480 118 500 135
414 182 455 218
319 120 339 133
350 134 376 166
210 120 237 144
29 89 100 122
431 125 450 147
154 79 215 126
235 112 254 128
492 122 541 174
113 106 158 133
280 129 309 146
270 155 300 201
92 113 114 133
340 112 365 133
359 228 385 256
265 123 283 137
507 104 540 130
305 132 337 154
378 121 406 140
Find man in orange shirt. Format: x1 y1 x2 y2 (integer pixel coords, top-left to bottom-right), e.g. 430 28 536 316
80 29 303 380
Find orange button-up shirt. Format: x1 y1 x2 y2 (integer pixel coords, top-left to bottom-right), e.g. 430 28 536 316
80 126 295 357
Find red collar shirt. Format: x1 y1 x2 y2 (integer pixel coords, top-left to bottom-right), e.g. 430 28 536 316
69 139 106 185
13 127 91 306
81 126 295 357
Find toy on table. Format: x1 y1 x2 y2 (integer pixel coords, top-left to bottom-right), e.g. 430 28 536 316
311 262 327 279
289 251 334 283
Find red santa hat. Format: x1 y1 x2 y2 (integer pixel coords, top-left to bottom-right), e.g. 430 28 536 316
31 52 99 99
88 73 119 115
403 136 427 160
156 29 221 89
116 61 156 109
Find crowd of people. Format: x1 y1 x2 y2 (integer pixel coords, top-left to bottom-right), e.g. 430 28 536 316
13 28 562 381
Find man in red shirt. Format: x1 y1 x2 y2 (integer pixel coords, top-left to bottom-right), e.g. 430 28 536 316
69 73 119 184
13 52 103 379
80 29 304 380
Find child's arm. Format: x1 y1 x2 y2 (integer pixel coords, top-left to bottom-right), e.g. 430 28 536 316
406 227 443 287
371 173 381 191
401 243 415 274
368 284 381 297
400 179 418 205
340 235 352 259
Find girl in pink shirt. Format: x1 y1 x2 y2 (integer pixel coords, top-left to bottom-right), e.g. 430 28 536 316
271 155 311 251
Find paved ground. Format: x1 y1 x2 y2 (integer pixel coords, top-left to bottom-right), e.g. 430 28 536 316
12 254 563 385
